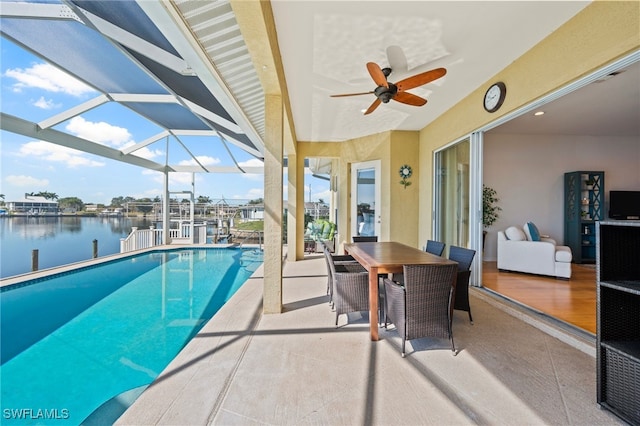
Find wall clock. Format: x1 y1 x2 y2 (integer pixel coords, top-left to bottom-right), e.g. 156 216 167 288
483 82 507 113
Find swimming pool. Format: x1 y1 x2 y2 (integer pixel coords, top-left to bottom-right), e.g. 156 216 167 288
0 247 263 425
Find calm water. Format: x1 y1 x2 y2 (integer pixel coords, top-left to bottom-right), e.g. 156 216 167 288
0 247 263 425
0 217 155 279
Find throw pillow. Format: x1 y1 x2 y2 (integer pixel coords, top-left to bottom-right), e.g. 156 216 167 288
526 222 541 241
505 226 526 241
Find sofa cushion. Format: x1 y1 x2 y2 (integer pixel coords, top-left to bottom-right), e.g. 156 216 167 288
505 226 527 241
555 246 572 262
525 222 541 241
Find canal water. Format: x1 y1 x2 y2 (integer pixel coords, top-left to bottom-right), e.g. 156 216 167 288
0 217 156 279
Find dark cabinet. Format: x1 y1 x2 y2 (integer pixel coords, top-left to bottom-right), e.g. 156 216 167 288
596 220 640 425
564 171 604 263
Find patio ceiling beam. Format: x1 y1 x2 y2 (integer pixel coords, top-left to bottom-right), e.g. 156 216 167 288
37 94 109 130
1 113 170 172
0 2 81 22
171 165 263 174
121 130 170 156
182 99 243 134
76 8 193 75
108 94 179 104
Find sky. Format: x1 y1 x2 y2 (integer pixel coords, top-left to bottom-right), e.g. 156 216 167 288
0 37 330 206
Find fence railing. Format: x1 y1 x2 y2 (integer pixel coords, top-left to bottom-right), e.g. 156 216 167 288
120 224 207 253
232 229 263 250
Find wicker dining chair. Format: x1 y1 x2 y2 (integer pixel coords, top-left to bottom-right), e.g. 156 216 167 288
326 249 370 326
352 236 378 242
448 245 477 324
392 240 446 286
384 263 459 357
320 242 360 307
424 240 446 256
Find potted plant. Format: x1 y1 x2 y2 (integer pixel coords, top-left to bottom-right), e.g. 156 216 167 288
483 185 502 249
483 185 502 229
585 178 595 190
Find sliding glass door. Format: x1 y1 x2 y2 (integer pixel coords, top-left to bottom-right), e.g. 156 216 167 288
434 139 471 249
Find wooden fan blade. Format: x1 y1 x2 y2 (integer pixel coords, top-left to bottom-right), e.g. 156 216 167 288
330 91 374 98
364 98 382 115
396 67 447 92
366 62 389 88
393 91 427 106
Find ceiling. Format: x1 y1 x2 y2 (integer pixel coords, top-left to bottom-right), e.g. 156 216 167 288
1 0 638 175
268 0 638 142
488 60 640 136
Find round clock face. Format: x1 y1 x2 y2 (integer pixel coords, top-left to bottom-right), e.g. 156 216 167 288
484 82 506 113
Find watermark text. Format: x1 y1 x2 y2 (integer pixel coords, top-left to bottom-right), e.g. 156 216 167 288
3 408 70 420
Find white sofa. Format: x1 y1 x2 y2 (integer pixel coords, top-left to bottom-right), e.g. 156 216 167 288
497 223 572 279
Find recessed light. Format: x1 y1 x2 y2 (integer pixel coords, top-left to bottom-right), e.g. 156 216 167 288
534 111 545 116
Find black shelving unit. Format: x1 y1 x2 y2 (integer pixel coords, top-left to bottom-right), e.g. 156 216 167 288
596 220 640 425
564 171 604 263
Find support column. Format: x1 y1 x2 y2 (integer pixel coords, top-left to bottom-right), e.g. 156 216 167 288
263 94 283 314
296 154 306 259
286 153 300 261
162 170 170 245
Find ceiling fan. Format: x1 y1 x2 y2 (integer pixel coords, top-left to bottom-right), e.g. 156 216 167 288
331 62 447 115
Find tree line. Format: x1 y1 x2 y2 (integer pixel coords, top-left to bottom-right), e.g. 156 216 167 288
0 191 265 213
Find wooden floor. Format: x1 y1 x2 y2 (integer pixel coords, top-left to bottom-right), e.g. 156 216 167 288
481 262 597 334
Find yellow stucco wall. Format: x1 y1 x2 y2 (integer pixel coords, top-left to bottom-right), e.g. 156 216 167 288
418 1 640 245
300 130 421 250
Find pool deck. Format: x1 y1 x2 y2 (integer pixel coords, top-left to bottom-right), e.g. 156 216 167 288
116 253 622 425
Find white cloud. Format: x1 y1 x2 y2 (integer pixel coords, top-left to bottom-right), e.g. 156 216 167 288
314 189 332 202
33 96 61 110
5 175 49 187
65 116 132 148
143 169 197 188
4 62 95 96
169 173 197 186
178 156 221 166
243 188 264 199
241 172 263 181
238 158 264 167
17 141 105 168
128 146 164 160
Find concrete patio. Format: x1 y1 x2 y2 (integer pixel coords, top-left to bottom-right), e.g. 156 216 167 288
116 254 622 425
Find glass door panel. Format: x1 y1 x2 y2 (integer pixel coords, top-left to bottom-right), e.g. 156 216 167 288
351 160 380 238
435 139 470 250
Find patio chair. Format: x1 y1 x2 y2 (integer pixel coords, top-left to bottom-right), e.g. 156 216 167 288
352 236 378 242
320 241 360 306
424 240 446 256
448 245 477 324
392 240 446 285
384 263 458 357
326 248 370 326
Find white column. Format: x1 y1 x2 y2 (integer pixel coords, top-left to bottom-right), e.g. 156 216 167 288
263 94 283 314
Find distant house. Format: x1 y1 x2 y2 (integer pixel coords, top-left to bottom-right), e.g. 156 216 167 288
85 204 99 212
7 196 59 215
238 204 264 221
304 202 330 221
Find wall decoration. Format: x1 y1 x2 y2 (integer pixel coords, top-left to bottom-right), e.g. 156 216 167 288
399 165 413 189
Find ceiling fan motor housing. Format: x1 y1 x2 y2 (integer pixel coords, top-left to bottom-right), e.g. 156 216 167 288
375 83 398 103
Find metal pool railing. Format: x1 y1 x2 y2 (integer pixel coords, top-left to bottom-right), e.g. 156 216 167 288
120 224 207 252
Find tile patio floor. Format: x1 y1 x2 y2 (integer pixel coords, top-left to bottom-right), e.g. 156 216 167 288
116 254 623 425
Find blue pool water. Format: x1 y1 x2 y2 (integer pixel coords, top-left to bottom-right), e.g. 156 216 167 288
0 247 263 425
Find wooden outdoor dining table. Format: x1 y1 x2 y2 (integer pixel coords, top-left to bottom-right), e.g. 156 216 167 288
343 241 457 341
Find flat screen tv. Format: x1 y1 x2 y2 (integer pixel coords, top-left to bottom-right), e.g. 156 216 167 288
609 190 640 219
